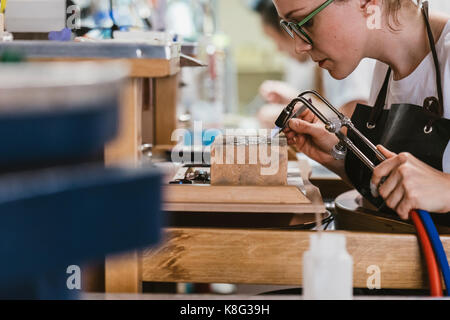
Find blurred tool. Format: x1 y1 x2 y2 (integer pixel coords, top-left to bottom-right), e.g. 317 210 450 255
109 0 120 36
0 3 13 42
169 165 210 185
1 0 7 13
73 0 159 39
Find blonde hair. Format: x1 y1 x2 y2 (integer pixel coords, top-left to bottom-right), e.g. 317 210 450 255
385 0 421 30
337 0 421 29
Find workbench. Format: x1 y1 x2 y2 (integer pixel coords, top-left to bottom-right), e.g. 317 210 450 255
104 159 450 292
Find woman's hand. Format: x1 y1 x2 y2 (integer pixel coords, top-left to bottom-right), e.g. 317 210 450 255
372 145 450 220
283 107 345 176
259 80 298 105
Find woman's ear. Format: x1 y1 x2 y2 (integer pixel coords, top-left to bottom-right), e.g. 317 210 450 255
360 0 381 17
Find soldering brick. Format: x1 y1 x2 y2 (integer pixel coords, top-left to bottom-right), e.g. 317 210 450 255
210 135 288 186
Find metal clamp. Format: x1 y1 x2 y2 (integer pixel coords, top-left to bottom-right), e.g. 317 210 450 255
275 90 387 172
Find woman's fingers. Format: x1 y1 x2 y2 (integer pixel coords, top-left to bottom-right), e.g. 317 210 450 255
371 149 406 187
287 134 306 149
384 182 405 212
284 130 296 140
377 145 396 158
302 110 316 123
395 197 413 220
288 118 321 136
293 106 315 122
378 169 402 200
372 146 422 220
281 108 316 136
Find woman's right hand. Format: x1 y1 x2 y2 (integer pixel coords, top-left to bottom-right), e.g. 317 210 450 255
283 107 343 173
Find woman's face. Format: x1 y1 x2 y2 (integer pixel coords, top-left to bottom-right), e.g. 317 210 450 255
273 0 369 79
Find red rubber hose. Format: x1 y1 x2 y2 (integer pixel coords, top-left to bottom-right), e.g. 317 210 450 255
410 210 443 296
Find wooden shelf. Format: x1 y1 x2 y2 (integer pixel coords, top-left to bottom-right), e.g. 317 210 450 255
30 57 180 78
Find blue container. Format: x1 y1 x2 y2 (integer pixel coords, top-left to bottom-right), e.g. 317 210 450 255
0 62 128 171
0 166 163 299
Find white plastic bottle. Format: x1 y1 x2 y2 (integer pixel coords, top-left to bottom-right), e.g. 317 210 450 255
303 233 353 300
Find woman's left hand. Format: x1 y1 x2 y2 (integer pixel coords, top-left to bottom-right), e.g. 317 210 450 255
371 145 450 220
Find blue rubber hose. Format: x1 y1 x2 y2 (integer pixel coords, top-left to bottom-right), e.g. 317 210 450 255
418 210 450 296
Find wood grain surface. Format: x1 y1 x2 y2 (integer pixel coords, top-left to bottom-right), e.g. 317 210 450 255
152 74 179 147
105 251 142 293
104 78 142 165
164 185 310 204
30 57 180 78
141 228 450 289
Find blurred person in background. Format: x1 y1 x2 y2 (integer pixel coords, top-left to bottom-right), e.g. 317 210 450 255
251 0 375 128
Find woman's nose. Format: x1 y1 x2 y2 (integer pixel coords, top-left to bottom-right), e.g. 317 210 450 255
294 35 312 54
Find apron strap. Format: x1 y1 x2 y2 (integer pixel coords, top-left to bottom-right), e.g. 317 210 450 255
422 0 444 117
367 68 391 128
367 0 443 128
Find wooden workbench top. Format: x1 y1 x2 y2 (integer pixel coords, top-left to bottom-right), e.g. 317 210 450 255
0 40 181 77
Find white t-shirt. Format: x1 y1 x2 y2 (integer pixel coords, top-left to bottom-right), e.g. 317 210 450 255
368 20 450 172
429 0 450 14
284 58 375 108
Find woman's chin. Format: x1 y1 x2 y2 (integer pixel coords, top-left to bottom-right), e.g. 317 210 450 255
327 66 350 80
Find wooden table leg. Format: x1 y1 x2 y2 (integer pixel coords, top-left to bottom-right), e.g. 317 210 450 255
155 74 178 146
102 78 144 293
105 251 142 293
102 75 178 292
105 78 143 165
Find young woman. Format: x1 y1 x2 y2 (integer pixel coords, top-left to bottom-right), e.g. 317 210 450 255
274 0 450 220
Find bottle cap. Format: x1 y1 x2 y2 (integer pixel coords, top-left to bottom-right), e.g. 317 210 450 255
309 233 347 254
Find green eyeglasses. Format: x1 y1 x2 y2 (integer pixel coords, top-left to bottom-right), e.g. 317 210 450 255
280 0 335 45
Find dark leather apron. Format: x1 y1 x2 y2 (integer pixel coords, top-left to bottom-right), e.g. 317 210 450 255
344 2 450 224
